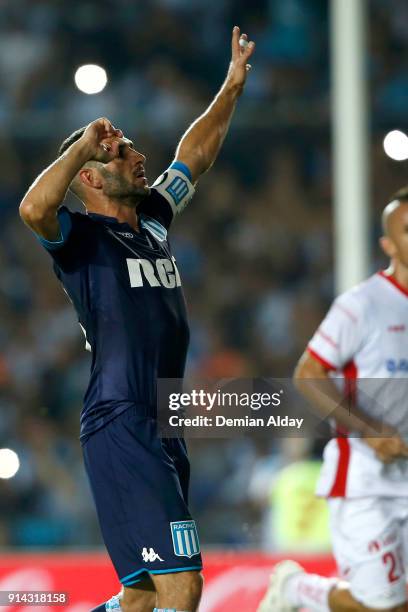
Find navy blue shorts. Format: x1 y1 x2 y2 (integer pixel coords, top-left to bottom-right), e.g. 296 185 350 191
82 407 202 586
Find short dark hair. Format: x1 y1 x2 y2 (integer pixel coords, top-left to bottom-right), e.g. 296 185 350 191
391 186 408 203
58 126 87 157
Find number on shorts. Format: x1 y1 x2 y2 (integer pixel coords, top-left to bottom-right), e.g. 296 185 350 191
382 551 401 583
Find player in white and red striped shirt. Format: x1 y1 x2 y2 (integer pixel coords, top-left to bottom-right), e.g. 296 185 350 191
258 189 408 612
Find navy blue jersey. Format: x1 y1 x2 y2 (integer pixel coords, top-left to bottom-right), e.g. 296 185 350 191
36 162 194 440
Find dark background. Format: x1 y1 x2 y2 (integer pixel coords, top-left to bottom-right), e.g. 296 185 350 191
0 0 407 550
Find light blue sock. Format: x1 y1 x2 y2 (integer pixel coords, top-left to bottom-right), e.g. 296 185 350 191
105 594 122 611
153 609 189 612
90 594 122 611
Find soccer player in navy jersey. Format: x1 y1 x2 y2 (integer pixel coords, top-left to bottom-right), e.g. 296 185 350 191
19 27 255 612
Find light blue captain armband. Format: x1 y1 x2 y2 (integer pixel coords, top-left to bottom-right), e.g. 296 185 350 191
169 161 192 182
35 207 72 251
151 162 195 217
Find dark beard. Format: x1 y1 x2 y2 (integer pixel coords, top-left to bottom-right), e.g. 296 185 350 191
100 169 150 204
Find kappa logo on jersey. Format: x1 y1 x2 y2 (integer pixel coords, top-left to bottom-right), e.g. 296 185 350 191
166 177 189 206
126 257 181 289
141 547 164 562
117 231 134 239
170 520 200 558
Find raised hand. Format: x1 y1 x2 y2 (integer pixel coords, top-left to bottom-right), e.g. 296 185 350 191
81 117 123 163
226 26 256 93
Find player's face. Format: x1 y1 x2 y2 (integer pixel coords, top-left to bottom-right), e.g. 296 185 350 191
98 136 150 203
380 202 408 267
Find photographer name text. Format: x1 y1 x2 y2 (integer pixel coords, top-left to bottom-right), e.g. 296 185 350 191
169 415 304 429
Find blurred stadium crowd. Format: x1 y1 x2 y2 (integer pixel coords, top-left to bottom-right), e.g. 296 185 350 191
0 0 408 550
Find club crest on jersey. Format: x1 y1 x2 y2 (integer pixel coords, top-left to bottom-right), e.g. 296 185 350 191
170 520 200 558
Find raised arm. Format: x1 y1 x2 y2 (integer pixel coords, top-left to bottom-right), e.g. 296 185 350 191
175 26 255 183
19 118 122 240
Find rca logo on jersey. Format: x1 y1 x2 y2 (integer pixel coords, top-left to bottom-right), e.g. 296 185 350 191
141 547 164 563
170 520 200 558
127 257 181 289
386 359 408 373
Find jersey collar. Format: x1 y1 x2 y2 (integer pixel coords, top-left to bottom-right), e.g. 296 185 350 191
87 212 139 232
378 270 408 298
87 212 120 224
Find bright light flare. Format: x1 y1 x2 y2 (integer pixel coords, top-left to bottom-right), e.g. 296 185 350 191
74 64 108 95
383 130 408 161
0 448 20 479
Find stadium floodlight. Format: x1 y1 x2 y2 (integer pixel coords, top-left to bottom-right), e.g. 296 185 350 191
383 130 408 161
0 448 20 479
74 64 108 95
